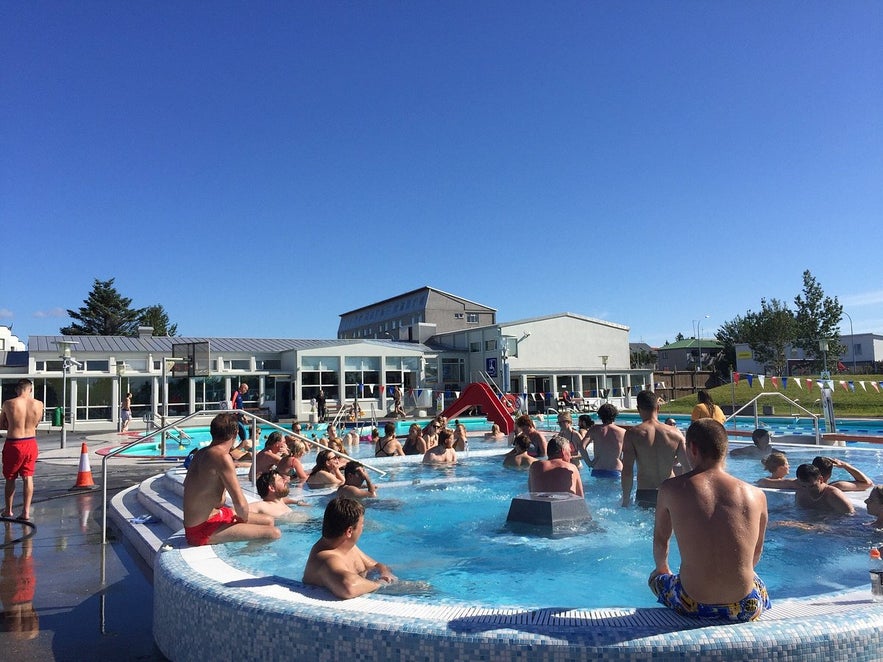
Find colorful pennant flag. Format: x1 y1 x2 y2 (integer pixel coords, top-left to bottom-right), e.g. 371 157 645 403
746 374 754 387
770 376 779 389
758 375 766 389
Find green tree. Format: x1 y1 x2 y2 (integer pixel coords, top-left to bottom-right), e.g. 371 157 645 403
793 270 843 371
139 304 178 336
744 298 796 376
60 278 145 336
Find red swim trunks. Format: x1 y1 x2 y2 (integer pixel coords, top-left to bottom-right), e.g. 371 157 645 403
2 437 38 480
184 506 242 546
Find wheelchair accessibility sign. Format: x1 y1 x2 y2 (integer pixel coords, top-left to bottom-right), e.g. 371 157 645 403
486 357 498 377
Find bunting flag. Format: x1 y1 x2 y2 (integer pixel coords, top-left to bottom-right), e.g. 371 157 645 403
806 379 814 390
839 380 848 392
816 381 823 390
782 377 788 389
454 391 460 399
746 374 754 387
873 382 881 393
848 381 855 392
770 376 779 389
860 381 868 392
733 372 740 385
416 389 422 397
794 378 802 390
757 375 765 389
826 380 835 390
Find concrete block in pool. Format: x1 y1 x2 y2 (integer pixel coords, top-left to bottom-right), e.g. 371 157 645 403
506 492 591 531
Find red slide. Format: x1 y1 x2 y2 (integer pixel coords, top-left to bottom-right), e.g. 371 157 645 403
440 383 515 434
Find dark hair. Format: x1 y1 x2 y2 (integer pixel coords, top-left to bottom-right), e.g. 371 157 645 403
438 429 453 446
598 403 618 425
210 412 240 444
697 390 714 406
513 433 531 453
322 497 364 538
515 414 533 429
265 431 283 449
685 419 727 462
311 449 335 475
256 468 280 499
751 428 770 447
636 390 659 412
578 414 594 429
343 460 363 477
812 456 834 480
796 463 821 482
384 421 396 435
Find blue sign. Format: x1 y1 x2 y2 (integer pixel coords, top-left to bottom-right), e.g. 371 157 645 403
486 357 498 377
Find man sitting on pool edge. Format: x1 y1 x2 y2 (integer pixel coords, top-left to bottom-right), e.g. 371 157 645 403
650 419 771 622
303 497 396 599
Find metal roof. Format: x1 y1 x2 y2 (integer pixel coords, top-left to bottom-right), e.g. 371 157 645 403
28 335 431 354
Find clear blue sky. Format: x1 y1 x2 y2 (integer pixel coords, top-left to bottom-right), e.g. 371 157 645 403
3 2 881 347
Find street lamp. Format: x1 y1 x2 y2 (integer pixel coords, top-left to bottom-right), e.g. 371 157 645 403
54 340 80 449
842 310 856 374
599 355 609 402
818 339 829 377
694 314 710 372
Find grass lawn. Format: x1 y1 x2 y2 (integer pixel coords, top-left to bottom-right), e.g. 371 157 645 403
660 374 883 419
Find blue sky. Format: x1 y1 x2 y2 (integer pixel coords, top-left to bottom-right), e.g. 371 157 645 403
2 2 881 347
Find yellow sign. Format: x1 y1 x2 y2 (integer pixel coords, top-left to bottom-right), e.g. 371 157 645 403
736 351 753 359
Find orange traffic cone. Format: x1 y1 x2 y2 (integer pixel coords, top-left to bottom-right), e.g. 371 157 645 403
70 443 97 491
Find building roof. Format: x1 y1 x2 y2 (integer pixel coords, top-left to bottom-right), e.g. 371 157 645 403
658 338 723 350
27 335 431 354
338 286 496 317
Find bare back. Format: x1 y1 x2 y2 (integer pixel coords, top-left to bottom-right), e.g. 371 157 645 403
528 459 584 497
1 392 44 439
624 420 686 488
657 469 767 603
183 443 246 527
588 423 625 471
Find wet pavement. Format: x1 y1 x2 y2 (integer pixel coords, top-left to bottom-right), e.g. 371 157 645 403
0 429 178 661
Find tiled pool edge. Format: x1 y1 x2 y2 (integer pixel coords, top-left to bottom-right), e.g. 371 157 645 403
154 540 883 661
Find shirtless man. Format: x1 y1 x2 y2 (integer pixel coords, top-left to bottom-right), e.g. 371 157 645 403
621 390 689 508
303 497 396 599
422 429 457 464
650 419 771 622
528 436 584 497
249 468 308 520
503 434 536 469
337 461 378 499
584 403 625 479
0 379 43 521
794 464 855 515
730 428 779 458
511 414 547 457
375 422 404 457
182 412 281 546
811 456 873 492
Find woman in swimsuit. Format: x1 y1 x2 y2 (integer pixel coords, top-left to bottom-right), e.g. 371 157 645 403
402 424 426 455
375 422 404 457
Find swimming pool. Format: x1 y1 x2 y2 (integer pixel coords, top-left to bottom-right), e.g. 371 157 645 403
216 449 883 610
106 412 883 459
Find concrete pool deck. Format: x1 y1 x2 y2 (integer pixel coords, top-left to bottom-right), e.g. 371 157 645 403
107 448 883 661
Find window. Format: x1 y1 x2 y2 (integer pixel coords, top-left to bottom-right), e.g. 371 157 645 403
257 359 281 370
470 342 480 352
195 376 225 411
86 360 109 372
454 313 464 319
467 313 478 324
484 340 497 351
855 344 863 356
441 358 465 383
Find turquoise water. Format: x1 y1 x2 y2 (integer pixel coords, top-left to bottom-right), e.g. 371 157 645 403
217 448 883 610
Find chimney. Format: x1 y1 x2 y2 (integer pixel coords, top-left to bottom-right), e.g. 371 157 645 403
137 326 154 338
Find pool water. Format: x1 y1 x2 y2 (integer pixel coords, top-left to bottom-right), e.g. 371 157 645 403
217 447 883 610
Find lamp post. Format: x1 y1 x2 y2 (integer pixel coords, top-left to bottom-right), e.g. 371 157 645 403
599 355 609 402
842 310 856 373
54 340 79 449
694 314 710 372
818 339 829 378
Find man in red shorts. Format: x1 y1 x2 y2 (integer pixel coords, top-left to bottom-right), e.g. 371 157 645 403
182 412 281 546
0 379 43 522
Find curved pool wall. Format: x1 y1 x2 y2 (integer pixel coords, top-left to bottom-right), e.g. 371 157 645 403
147 449 883 661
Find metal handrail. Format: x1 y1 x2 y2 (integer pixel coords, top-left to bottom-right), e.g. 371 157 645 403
101 408 386 545
725 391 821 444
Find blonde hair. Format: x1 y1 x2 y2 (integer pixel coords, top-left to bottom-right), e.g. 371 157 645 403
761 452 788 473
